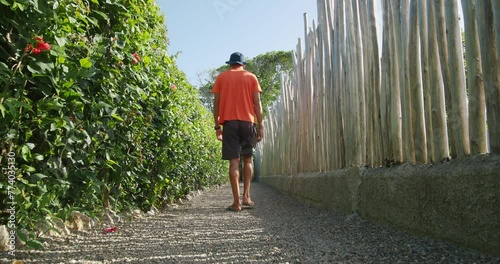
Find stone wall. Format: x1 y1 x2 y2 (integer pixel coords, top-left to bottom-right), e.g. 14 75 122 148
259 154 500 256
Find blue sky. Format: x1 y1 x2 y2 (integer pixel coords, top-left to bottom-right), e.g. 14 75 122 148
158 0 319 86
158 1 462 87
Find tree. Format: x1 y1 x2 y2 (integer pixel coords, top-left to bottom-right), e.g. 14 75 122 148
197 50 293 115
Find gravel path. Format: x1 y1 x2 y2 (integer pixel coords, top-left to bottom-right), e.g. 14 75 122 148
5 182 500 263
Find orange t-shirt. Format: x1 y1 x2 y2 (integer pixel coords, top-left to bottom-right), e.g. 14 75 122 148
212 68 262 125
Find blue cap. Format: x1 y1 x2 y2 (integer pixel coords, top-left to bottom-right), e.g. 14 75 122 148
225 52 247 65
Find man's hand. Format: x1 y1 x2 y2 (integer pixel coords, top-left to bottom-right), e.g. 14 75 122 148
216 129 223 141
257 125 264 142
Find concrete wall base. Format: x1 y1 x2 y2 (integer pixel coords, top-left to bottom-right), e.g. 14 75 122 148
259 154 500 256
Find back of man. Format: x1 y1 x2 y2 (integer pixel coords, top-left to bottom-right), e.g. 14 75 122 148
212 52 264 212
213 68 260 125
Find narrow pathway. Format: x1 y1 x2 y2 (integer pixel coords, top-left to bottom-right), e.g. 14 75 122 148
8 183 500 263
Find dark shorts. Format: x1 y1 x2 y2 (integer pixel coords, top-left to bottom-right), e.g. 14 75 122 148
222 120 257 160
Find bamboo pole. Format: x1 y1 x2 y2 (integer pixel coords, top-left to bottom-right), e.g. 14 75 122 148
445 0 471 157
367 0 382 166
408 0 428 163
476 0 500 154
336 0 349 168
296 37 305 172
341 1 355 166
292 52 300 174
389 0 403 163
353 0 367 166
493 0 500 62
309 24 320 171
461 0 487 154
305 25 315 171
418 0 434 162
332 0 340 169
380 0 392 162
434 0 457 158
335 0 347 168
316 2 325 171
345 0 358 166
427 0 450 161
400 0 415 163
359 0 372 165
319 0 333 171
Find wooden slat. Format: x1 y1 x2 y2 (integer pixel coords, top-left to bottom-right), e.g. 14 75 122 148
476 0 500 154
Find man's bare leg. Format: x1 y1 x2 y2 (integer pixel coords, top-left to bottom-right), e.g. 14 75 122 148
229 158 241 211
242 156 254 205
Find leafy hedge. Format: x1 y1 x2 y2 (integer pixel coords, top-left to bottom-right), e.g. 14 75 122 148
0 0 226 243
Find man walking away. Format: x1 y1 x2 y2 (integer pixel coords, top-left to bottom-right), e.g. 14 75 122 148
212 52 264 212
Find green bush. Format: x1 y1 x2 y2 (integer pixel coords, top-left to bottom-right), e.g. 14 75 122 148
0 0 226 247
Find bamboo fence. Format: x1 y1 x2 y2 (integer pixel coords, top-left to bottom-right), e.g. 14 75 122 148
258 0 500 176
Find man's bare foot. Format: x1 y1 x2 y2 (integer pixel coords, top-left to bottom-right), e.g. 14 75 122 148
242 200 255 206
226 204 241 212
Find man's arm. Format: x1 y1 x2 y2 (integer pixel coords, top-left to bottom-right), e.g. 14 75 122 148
213 93 220 127
253 91 264 142
213 93 222 141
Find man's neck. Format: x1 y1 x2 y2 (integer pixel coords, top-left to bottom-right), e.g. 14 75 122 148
230 65 244 70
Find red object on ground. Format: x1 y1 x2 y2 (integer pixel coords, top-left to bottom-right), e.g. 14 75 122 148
103 227 117 233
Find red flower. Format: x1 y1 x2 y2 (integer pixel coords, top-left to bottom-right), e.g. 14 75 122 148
36 41 51 51
171 84 176 90
132 52 141 64
32 48 42 55
30 36 51 55
133 52 140 61
24 44 33 53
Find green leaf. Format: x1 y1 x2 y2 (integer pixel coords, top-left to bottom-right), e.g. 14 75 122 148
88 17 99 27
54 36 67 47
21 165 36 172
33 154 44 161
29 0 39 12
27 61 54 74
77 68 96 78
111 114 124 122
21 145 31 161
7 129 17 140
12 2 26 11
61 89 81 101
4 98 31 117
30 173 48 183
17 230 28 242
27 240 45 250
79 58 92 68
68 15 77 24
93 10 108 20
0 103 5 118
62 80 74 88
0 62 9 74
25 129 32 141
